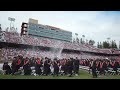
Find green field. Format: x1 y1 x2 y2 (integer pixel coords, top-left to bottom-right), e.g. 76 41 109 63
0 70 120 79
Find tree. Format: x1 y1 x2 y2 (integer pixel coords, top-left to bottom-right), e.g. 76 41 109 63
80 38 83 44
102 41 110 48
97 42 100 48
73 38 76 44
82 35 85 44
111 40 114 48
99 42 103 48
97 40 118 49
92 40 95 46
109 41 112 48
86 39 88 44
76 37 79 44
89 40 95 46
111 40 118 49
113 40 118 49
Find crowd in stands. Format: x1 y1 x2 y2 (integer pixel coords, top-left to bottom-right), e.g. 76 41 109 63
1 47 119 62
1 31 119 54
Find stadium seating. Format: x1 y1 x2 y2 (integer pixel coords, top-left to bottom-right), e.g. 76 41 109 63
0 31 120 61
2 31 119 55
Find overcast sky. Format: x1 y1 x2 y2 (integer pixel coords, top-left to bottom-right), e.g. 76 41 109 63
0 11 120 46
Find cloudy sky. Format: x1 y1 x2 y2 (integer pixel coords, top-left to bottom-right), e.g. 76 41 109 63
0 11 120 46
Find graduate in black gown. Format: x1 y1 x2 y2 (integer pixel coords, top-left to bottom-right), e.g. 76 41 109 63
11 57 17 75
68 58 73 77
35 58 42 75
64 59 68 75
73 57 79 76
47 59 51 75
43 57 50 76
53 59 59 76
23 57 31 75
92 60 97 78
3 62 12 75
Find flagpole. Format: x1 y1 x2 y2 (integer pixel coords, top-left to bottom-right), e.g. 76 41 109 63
75 33 78 44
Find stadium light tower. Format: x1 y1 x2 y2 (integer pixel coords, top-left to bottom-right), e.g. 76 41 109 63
82 35 85 44
75 33 78 38
8 17 15 32
107 37 110 42
75 33 78 43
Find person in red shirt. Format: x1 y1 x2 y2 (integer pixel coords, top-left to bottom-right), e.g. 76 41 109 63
110 61 115 68
16 56 21 71
96 60 99 70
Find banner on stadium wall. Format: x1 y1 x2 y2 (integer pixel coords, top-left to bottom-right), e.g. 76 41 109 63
0 31 5 42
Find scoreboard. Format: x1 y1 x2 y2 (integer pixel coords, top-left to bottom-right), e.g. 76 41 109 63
27 22 72 42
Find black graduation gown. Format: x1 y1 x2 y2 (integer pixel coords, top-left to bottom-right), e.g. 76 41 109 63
53 63 59 76
43 61 50 75
23 60 31 75
74 60 79 74
11 61 17 75
92 62 97 78
68 61 73 75
64 63 68 74
3 64 12 74
35 63 42 75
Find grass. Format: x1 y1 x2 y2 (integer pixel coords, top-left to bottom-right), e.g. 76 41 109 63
0 70 120 79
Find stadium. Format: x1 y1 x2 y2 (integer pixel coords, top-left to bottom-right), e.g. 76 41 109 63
0 17 120 79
